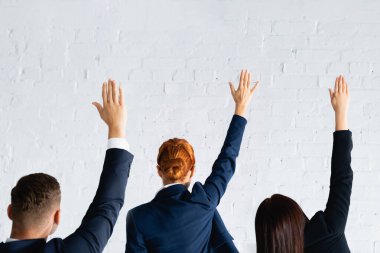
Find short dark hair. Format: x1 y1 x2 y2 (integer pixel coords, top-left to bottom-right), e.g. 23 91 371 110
255 194 306 253
11 173 61 222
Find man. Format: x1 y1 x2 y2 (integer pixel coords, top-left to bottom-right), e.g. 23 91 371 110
0 79 133 253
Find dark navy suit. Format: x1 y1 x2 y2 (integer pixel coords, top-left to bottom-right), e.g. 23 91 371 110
0 148 133 253
125 115 246 253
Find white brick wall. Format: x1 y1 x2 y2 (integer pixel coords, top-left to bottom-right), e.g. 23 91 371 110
0 0 379 252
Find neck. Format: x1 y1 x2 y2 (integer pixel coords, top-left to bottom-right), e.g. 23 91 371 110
10 225 49 240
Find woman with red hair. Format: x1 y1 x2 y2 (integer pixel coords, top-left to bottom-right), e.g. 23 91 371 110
125 70 259 253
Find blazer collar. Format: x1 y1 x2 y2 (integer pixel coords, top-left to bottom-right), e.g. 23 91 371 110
1 239 46 252
154 184 189 201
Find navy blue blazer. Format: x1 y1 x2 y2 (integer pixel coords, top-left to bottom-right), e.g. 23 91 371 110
0 148 134 253
304 130 353 253
125 115 247 253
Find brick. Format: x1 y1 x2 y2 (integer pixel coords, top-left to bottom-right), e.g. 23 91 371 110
0 1 379 252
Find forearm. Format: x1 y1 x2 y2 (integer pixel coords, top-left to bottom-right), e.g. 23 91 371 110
335 112 348 131
203 115 247 206
330 130 353 181
108 126 126 139
235 105 247 118
92 149 132 204
81 150 132 236
204 69 255 205
323 75 353 232
219 115 247 157
64 149 133 252
324 130 353 232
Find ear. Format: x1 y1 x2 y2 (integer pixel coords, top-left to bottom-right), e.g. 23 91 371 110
49 209 61 235
54 209 60 225
189 165 195 178
7 204 12 220
157 165 163 179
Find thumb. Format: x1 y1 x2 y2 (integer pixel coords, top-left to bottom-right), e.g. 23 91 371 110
250 81 259 94
229 82 236 95
92 102 103 115
328 88 333 100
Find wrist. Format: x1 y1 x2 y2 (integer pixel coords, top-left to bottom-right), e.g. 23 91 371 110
108 126 125 139
335 112 347 121
235 104 247 117
335 113 348 131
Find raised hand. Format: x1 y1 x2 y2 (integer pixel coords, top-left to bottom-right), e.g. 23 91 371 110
229 69 259 117
92 79 127 138
328 75 349 131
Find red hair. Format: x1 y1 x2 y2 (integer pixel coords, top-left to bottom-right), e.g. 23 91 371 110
157 138 195 182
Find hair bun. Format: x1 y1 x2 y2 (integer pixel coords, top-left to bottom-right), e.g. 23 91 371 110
157 138 195 182
161 158 186 181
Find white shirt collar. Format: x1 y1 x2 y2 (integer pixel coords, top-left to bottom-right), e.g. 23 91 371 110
6 238 19 243
5 237 48 243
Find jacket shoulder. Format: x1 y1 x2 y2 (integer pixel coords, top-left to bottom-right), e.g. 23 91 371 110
128 202 155 218
190 182 214 206
45 238 64 252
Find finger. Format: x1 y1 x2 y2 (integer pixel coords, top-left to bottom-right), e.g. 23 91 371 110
102 82 107 105
92 102 103 115
119 84 124 105
247 72 251 89
107 79 113 104
342 76 347 94
239 70 244 89
328 88 333 100
346 82 350 96
334 77 339 93
250 81 259 94
229 82 236 95
338 75 343 93
112 80 117 103
243 69 248 88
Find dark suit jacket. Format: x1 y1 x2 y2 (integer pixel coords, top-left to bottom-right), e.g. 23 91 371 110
0 148 134 253
305 130 353 253
125 115 247 253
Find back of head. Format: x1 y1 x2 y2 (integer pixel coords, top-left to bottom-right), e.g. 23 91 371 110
157 138 195 182
11 173 61 228
255 194 306 253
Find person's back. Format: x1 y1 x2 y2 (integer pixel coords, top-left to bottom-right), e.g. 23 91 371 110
129 185 216 251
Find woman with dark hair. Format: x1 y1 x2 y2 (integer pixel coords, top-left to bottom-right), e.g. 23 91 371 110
255 75 353 253
125 70 259 253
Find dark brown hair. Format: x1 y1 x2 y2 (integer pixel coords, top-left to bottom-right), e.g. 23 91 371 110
157 138 195 182
11 173 61 222
255 194 306 253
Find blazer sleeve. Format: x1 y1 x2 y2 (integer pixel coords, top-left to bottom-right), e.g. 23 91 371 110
63 148 134 253
323 130 353 233
125 211 148 253
202 115 247 207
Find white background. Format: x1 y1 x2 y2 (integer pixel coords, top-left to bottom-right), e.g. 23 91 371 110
0 0 379 252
